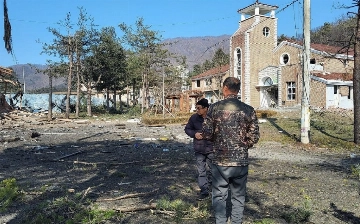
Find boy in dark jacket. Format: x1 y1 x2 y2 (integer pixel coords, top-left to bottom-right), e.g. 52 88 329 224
184 98 213 200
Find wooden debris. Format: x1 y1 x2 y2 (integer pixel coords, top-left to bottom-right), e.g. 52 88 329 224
0 136 20 142
53 150 84 161
147 124 166 128
80 187 92 202
73 119 90 124
73 160 141 166
56 118 72 122
97 188 159 202
31 132 41 138
113 203 157 212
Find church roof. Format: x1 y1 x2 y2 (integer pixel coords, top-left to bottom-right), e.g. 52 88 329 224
237 1 278 15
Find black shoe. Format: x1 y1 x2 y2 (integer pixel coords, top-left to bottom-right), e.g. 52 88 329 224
197 193 209 201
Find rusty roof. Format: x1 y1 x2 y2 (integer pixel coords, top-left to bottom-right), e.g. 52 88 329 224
0 66 12 76
280 40 354 56
192 64 230 80
311 71 353 81
310 43 354 56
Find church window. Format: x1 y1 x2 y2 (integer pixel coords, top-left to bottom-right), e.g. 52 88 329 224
287 82 296 100
281 53 290 65
263 27 270 37
236 48 242 77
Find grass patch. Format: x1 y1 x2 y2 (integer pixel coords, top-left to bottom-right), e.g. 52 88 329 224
258 109 360 151
156 196 211 223
22 193 121 224
0 178 23 212
281 207 312 224
351 164 360 179
281 189 313 223
141 113 192 125
256 109 277 118
253 218 277 224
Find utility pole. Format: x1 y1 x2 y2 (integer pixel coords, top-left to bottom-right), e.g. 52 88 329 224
22 66 25 94
162 67 165 118
301 0 311 144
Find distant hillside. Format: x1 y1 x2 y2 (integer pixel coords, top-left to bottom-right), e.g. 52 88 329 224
7 35 231 91
163 35 230 69
10 64 66 92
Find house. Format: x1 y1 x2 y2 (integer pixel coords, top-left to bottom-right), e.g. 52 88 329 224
191 64 230 107
229 1 354 109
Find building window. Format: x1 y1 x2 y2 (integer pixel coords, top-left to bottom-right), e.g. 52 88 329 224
280 53 289 65
236 48 242 76
263 27 270 37
235 48 242 99
310 58 316 64
264 77 273 86
334 85 338 94
196 80 200 87
287 82 296 100
205 78 212 86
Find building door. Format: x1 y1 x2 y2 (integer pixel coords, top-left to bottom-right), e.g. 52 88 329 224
259 77 278 108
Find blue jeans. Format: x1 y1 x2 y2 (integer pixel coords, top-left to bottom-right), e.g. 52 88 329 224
212 164 248 224
195 152 213 195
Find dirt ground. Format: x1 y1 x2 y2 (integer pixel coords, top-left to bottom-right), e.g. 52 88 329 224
0 112 360 224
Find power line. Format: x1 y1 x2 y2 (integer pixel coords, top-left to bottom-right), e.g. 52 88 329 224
194 0 302 61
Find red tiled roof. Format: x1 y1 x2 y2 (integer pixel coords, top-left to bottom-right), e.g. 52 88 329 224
192 64 230 80
310 43 354 56
284 40 354 56
311 72 353 81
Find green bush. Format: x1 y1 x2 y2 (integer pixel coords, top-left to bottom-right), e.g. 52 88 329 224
0 178 23 211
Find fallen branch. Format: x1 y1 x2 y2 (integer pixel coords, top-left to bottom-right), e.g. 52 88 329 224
53 151 84 161
80 187 92 202
73 160 141 166
0 136 20 142
98 188 159 202
114 203 157 212
40 133 77 135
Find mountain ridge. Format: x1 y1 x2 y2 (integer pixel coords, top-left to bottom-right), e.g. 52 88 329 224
9 35 231 91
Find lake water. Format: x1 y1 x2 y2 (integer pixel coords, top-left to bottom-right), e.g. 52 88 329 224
5 93 106 113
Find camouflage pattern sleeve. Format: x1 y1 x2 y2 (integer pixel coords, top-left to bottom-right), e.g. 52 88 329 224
247 109 260 147
201 104 215 140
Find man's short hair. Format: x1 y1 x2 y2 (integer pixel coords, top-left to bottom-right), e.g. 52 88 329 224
223 77 240 93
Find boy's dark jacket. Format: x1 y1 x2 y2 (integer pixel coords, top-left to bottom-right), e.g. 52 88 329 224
184 113 213 154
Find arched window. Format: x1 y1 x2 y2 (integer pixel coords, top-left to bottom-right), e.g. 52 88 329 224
263 77 273 86
234 48 242 99
263 27 270 37
236 48 241 77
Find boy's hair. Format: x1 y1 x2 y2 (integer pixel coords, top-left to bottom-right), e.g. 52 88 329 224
196 98 209 108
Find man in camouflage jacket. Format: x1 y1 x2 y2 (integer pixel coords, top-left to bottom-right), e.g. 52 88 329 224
202 77 260 224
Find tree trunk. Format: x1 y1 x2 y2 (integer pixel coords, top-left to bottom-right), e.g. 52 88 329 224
141 73 145 113
113 89 117 111
106 89 110 111
87 83 92 117
48 75 53 121
65 36 73 119
75 47 80 118
354 4 360 144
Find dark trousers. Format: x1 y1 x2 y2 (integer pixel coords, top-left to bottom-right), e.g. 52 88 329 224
195 152 213 195
212 164 248 224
